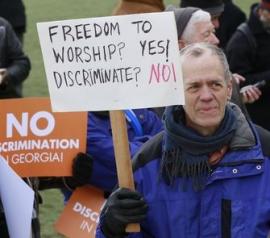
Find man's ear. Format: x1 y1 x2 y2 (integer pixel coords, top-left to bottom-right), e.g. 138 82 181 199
178 39 186 49
227 78 233 100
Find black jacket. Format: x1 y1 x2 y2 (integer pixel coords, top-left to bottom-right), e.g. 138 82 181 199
226 4 270 130
0 17 30 98
216 0 246 49
0 0 26 33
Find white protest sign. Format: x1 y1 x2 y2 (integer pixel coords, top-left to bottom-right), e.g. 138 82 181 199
0 155 34 238
37 12 184 112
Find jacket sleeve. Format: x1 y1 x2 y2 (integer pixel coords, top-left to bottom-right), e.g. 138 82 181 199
2 18 30 84
86 113 141 191
226 31 270 86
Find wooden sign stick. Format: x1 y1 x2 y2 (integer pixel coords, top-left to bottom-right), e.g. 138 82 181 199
109 110 140 233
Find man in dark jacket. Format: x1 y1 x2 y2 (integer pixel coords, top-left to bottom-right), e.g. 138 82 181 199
0 0 26 43
96 42 270 238
226 0 270 130
0 17 30 98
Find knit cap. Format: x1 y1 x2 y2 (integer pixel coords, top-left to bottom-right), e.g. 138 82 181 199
165 5 199 39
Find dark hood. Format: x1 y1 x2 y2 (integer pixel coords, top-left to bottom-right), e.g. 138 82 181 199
248 3 267 34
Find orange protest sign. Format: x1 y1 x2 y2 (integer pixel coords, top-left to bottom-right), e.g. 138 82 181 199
0 97 87 177
55 186 105 238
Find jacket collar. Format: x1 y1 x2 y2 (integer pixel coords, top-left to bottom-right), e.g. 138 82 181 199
229 103 256 150
206 104 264 185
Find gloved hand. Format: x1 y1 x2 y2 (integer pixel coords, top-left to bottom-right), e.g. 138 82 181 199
101 187 148 238
64 152 93 190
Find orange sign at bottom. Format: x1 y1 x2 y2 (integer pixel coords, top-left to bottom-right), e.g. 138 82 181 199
55 186 105 238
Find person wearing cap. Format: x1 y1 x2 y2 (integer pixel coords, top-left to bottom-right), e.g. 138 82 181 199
166 5 219 48
95 42 270 238
226 0 270 130
179 0 247 50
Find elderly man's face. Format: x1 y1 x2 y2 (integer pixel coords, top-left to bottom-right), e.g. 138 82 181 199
182 51 232 136
191 21 219 45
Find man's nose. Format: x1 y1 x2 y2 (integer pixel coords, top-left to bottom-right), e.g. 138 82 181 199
200 86 214 100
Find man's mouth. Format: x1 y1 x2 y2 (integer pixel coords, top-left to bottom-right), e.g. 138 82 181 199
199 107 218 113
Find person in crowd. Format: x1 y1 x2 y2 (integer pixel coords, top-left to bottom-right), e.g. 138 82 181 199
61 110 163 202
169 6 219 47
226 0 270 130
0 0 27 43
0 17 30 99
112 0 165 15
216 0 246 48
96 42 270 238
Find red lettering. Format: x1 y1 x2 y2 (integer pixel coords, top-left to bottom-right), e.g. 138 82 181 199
148 63 177 84
149 63 160 84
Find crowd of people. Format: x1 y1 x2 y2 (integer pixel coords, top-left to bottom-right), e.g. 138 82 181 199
1 0 270 237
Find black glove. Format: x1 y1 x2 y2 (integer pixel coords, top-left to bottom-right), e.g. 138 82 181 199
101 187 148 238
64 152 93 190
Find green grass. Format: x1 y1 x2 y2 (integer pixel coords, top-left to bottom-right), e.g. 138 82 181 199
23 0 119 97
22 0 256 237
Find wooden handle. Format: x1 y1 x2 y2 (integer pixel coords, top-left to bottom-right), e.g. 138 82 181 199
109 110 140 232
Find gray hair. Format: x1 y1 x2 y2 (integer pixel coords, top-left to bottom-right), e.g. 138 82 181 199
180 42 232 82
181 10 211 43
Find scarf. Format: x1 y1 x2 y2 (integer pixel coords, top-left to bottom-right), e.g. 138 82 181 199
161 105 237 190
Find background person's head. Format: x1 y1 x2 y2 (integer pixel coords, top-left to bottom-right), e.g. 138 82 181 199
258 0 270 31
179 0 224 28
180 43 232 136
166 6 219 49
180 9 219 47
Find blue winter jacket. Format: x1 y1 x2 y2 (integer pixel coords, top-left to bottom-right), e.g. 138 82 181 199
87 109 163 191
96 113 270 237
63 109 163 202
